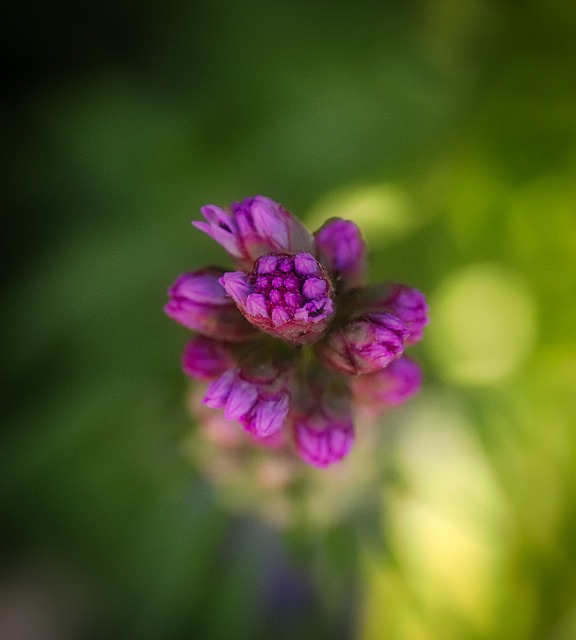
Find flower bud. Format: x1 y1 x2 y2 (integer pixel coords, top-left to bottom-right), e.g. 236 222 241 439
291 382 354 467
220 252 335 345
353 283 428 345
204 364 291 439
314 218 367 289
164 268 256 341
351 356 423 410
315 311 407 375
193 196 314 269
189 383 288 450
182 335 234 380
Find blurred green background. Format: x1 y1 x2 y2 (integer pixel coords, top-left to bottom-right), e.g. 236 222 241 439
2 1 576 638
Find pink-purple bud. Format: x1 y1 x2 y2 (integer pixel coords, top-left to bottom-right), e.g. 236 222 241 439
193 196 314 269
315 311 407 375
191 382 289 450
382 285 429 345
220 252 335 345
351 356 423 410
164 268 256 342
204 364 291 439
314 218 367 289
291 385 354 467
182 335 234 380
354 283 429 345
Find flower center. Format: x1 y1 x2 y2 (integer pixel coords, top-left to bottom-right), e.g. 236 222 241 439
250 252 331 318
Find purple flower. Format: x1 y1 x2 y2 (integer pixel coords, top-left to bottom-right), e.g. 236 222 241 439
164 268 256 341
315 311 408 375
193 196 314 270
291 378 354 467
314 218 367 289
351 283 429 346
221 252 335 345
165 195 428 468
205 364 291 439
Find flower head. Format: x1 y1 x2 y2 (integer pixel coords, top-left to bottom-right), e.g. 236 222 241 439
166 195 428 468
221 252 335 345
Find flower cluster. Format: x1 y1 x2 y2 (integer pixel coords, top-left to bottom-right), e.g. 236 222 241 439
165 195 428 467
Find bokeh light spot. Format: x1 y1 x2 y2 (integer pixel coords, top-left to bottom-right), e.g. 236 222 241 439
427 264 537 384
307 183 418 242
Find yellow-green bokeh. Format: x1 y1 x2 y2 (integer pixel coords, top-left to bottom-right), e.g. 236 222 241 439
427 264 537 385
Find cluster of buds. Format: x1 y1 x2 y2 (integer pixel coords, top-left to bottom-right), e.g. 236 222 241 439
166 195 428 468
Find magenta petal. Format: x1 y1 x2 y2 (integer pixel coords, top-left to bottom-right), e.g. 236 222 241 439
224 378 259 420
293 409 354 468
245 293 269 318
248 392 290 438
291 377 355 467
271 306 291 326
314 218 367 288
167 269 229 305
204 370 236 408
165 269 256 341
191 220 214 239
383 285 429 345
302 277 328 300
315 311 407 375
257 254 279 274
204 363 293 438
192 220 241 257
250 197 290 250
248 196 315 256
294 252 319 276
199 204 236 231
352 283 429 345
196 196 314 267
292 307 309 322
220 271 252 306
194 205 243 259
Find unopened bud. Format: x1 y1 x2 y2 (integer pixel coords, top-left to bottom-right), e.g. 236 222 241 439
221 252 335 345
291 382 354 467
315 311 407 375
314 218 367 288
165 268 256 341
194 196 314 269
354 283 428 345
204 364 291 439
